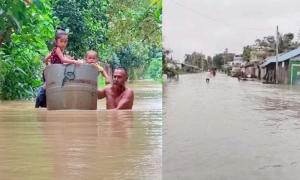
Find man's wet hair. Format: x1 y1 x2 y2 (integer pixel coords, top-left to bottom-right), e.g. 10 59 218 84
114 67 128 76
55 27 67 40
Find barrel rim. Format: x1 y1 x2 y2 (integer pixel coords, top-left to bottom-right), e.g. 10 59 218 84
45 63 97 70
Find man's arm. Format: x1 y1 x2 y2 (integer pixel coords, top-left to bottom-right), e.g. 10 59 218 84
97 87 107 99
116 89 134 110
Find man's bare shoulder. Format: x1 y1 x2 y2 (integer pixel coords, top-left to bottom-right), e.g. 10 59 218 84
126 87 133 92
124 87 134 96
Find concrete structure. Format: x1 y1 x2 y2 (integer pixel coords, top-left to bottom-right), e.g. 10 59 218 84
233 54 243 66
250 46 274 62
244 46 275 79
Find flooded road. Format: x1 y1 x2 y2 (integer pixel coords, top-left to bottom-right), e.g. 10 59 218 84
163 73 300 180
0 80 161 180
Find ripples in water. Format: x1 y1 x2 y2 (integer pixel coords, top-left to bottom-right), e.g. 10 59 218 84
0 80 162 180
163 73 300 180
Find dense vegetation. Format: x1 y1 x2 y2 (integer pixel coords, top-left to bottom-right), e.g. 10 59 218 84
0 0 162 100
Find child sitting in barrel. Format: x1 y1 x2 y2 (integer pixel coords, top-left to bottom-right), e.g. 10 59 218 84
43 28 81 66
42 28 81 90
85 50 110 85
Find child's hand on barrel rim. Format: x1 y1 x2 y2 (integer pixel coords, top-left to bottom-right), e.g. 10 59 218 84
73 61 81 67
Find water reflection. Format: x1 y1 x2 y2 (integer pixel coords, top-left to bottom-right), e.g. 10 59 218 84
36 110 135 180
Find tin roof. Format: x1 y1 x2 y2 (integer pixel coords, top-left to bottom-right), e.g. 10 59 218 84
261 46 300 67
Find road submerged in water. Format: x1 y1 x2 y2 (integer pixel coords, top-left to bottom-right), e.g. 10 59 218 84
163 73 300 180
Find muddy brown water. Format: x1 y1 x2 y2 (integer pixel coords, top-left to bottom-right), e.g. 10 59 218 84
163 73 300 180
0 80 162 180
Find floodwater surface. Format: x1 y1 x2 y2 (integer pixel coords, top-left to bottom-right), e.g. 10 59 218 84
0 80 162 180
163 73 300 180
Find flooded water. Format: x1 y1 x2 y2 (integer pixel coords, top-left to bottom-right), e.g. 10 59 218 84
163 73 300 180
0 80 162 180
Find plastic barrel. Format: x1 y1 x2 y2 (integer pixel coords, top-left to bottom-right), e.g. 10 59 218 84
45 64 98 110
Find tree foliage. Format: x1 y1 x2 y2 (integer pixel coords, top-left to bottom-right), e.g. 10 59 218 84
162 47 178 77
143 50 162 82
212 53 233 69
207 56 213 68
253 33 299 54
52 0 162 79
106 0 161 50
242 46 252 62
106 0 162 82
0 0 162 100
0 0 55 100
212 54 223 70
110 43 152 82
51 0 110 59
184 52 206 70
0 0 28 48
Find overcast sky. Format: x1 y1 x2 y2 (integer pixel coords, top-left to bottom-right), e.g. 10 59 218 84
163 0 300 62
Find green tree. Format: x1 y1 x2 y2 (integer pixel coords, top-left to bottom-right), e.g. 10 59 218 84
144 51 162 82
242 46 252 62
106 0 162 52
1 0 162 100
162 47 179 78
0 0 55 100
142 45 161 76
162 47 171 73
212 54 223 69
0 0 29 48
149 0 162 24
184 51 205 69
52 0 162 80
111 43 151 82
51 0 110 59
207 56 213 68
253 33 299 54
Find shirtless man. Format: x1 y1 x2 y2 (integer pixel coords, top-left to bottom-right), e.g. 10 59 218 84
97 67 134 110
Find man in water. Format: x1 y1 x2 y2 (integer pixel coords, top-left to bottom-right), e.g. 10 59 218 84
97 67 134 110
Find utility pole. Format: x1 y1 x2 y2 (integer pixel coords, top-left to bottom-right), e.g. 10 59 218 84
276 26 279 84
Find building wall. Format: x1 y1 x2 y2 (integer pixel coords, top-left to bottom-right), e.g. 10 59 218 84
245 66 255 77
250 46 274 62
233 61 242 66
261 67 266 79
288 60 300 85
278 61 289 84
265 61 289 84
254 66 259 78
233 55 243 62
266 63 276 83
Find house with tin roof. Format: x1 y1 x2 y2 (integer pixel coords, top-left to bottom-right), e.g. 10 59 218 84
261 47 300 84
